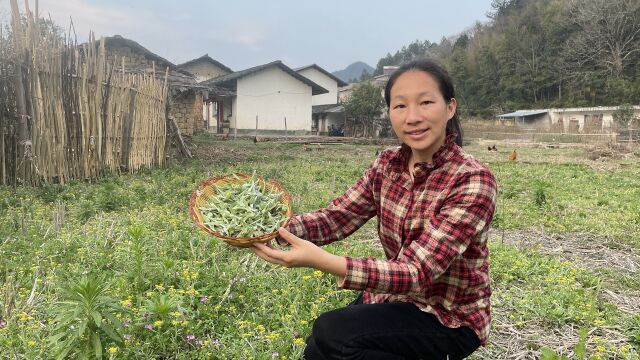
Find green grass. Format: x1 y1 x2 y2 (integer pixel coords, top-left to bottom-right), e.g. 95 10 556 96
0 137 638 359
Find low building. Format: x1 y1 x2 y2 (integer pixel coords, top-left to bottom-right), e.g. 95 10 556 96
103 35 207 135
177 55 234 133
497 106 640 133
201 61 328 135
295 64 348 135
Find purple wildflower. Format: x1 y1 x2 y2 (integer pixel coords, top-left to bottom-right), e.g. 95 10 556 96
199 296 209 304
212 339 220 347
196 340 203 346
186 335 196 342
0 320 6 328
144 324 153 330
124 334 132 341
292 331 299 338
272 352 279 358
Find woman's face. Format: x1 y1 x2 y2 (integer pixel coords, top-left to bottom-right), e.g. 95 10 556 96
388 70 456 163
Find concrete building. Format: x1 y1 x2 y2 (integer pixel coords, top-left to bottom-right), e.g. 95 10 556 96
201 61 328 135
498 106 640 133
295 64 348 135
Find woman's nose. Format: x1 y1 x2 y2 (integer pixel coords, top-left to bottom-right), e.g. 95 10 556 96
406 104 422 124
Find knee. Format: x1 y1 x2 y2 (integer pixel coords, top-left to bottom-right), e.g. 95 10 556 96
310 311 342 353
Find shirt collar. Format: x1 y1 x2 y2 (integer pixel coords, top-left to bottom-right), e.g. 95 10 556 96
388 131 460 180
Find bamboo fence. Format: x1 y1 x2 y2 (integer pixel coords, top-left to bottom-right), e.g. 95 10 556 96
0 0 168 186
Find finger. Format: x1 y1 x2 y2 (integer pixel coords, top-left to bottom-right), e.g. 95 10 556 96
251 245 285 266
254 242 287 260
277 227 300 244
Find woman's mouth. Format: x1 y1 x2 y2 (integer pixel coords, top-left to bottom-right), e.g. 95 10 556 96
405 129 429 140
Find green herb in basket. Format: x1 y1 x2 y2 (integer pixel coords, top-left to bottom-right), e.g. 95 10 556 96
198 174 289 238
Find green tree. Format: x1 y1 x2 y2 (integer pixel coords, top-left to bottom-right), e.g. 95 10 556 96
613 104 635 129
342 82 386 138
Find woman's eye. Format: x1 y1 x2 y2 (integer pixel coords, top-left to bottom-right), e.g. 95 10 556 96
421 101 433 105
393 104 405 109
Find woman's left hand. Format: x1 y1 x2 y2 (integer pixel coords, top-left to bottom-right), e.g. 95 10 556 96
251 228 347 279
251 227 322 268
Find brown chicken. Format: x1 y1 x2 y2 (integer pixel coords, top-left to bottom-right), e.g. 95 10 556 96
508 150 518 161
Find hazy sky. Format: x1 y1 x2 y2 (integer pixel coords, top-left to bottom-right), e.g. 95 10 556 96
1 0 493 72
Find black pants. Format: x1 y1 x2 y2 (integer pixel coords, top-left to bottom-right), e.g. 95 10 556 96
304 293 480 360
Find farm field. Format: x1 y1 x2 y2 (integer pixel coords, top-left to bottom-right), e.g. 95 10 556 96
1 135 639 359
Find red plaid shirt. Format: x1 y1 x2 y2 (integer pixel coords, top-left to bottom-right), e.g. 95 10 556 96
287 134 497 345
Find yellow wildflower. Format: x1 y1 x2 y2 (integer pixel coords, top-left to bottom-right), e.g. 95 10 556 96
153 320 164 327
294 338 305 345
107 347 118 354
313 270 323 277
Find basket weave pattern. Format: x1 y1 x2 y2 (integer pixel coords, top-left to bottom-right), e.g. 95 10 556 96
189 173 293 248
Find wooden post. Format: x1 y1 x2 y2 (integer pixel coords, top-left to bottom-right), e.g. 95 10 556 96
284 116 287 136
255 115 258 137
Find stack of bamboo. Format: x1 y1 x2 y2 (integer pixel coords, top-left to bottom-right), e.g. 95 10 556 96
0 0 169 186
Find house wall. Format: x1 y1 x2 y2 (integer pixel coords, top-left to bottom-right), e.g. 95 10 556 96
550 109 617 133
106 45 156 71
234 67 312 134
297 68 339 105
170 91 203 136
180 62 231 82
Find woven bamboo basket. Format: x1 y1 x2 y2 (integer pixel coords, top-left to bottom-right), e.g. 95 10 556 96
189 173 293 248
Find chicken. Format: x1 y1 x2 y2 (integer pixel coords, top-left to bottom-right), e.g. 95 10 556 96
508 150 518 161
491 145 498 152
303 144 311 152
253 136 258 145
222 133 230 140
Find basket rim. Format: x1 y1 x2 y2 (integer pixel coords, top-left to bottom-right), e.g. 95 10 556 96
188 172 293 245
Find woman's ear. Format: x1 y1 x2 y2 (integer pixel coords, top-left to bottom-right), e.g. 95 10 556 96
447 98 457 120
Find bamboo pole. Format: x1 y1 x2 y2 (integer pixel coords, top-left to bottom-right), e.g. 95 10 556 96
10 0 32 185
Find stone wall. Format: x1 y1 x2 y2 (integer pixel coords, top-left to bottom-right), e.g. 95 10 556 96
170 91 204 135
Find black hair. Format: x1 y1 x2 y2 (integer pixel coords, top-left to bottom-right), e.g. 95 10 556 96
384 59 463 146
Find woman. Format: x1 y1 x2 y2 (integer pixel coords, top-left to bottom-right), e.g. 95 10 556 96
251 59 496 360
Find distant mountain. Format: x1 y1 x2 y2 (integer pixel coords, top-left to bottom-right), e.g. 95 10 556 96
332 61 374 83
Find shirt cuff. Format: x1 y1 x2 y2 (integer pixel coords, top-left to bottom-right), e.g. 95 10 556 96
285 214 307 239
339 257 371 291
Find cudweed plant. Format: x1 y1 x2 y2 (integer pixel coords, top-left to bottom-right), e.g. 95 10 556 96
48 276 123 359
127 225 147 294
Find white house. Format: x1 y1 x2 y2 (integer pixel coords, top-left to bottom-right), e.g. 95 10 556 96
295 64 348 135
201 61 328 135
